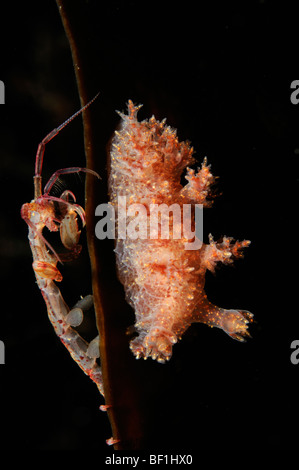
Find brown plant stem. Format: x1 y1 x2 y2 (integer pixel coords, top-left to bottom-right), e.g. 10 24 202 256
56 0 147 449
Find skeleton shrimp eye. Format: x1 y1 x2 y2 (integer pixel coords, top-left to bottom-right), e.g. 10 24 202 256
30 210 41 224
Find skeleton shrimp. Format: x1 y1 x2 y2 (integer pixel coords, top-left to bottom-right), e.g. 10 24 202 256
21 94 104 396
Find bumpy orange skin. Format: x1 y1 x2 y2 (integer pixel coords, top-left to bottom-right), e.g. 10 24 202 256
109 101 253 363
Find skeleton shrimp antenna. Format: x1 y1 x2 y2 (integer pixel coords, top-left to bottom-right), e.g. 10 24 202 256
34 92 100 199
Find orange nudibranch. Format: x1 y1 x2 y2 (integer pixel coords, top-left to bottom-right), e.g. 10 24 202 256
108 101 253 363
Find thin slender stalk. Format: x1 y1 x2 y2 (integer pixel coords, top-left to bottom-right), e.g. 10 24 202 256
56 0 146 449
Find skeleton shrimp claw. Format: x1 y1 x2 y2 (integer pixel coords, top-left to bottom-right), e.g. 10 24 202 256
21 94 104 397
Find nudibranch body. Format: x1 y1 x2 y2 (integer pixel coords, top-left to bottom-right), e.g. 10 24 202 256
108 101 253 363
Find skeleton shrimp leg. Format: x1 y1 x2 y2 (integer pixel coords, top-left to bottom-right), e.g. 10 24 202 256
21 94 104 396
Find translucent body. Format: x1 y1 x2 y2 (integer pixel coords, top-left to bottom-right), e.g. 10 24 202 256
21 94 103 394
21 199 104 395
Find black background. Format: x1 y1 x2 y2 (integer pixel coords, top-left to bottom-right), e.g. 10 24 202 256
0 0 298 452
